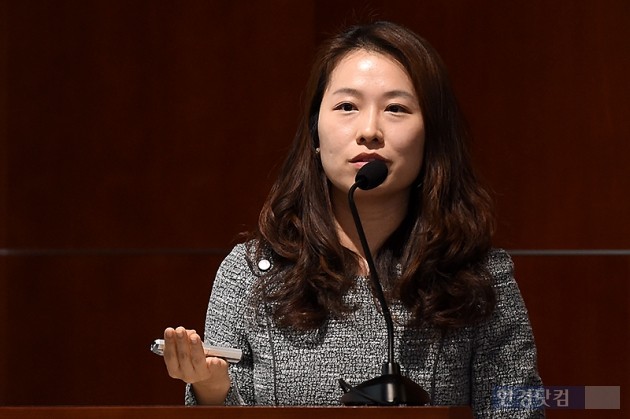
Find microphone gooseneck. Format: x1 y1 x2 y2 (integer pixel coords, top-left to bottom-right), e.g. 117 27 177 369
339 160 431 406
347 161 395 364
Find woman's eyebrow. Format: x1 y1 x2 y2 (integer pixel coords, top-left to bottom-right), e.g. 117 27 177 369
330 87 362 97
382 89 417 101
330 87 416 101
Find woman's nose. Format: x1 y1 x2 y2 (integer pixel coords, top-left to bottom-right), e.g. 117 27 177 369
356 109 383 145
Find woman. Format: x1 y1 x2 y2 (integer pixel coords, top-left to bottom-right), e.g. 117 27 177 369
163 21 544 417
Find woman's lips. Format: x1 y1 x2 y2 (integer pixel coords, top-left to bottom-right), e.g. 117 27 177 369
349 153 388 168
349 153 387 163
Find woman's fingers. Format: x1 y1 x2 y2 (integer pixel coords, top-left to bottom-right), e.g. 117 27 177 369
163 327 192 379
175 327 198 380
163 326 216 383
189 332 207 370
163 327 181 378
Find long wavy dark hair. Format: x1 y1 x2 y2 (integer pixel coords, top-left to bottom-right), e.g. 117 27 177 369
248 21 496 331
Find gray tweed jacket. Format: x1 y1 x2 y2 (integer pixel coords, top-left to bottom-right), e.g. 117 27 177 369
185 243 544 418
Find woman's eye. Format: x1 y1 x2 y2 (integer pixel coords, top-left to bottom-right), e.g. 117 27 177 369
386 104 407 113
335 103 355 112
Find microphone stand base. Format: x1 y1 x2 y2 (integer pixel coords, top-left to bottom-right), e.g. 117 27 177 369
339 372 431 406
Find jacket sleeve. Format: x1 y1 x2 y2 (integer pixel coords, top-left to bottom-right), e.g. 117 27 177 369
471 249 545 418
185 243 256 405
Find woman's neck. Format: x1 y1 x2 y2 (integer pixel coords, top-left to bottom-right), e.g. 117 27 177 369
331 188 409 262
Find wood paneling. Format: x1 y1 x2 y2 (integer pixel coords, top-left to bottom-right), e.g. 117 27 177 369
0 406 473 419
512 254 629 417
1 0 319 405
439 1 630 249
0 257 7 403
2 252 225 405
1 0 628 413
5 0 314 249
0 0 6 249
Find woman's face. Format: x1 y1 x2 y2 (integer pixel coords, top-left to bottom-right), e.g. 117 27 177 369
317 49 425 201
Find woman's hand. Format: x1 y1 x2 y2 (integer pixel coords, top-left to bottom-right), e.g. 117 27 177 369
163 326 231 404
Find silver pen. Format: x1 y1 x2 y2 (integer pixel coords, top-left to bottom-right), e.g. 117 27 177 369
150 339 242 364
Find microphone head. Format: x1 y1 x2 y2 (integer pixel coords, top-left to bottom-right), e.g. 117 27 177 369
354 160 388 190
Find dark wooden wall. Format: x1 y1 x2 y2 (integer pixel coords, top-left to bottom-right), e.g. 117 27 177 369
1 1 628 417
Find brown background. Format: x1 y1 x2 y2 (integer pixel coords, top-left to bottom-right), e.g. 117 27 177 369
1 0 628 417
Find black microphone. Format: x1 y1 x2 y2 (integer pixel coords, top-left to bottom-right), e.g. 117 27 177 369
354 159 388 190
339 160 431 406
